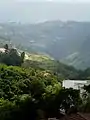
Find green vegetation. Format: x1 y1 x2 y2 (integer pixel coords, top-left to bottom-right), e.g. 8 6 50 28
22 59 82 80
0 44 24 66
0 64 58 119
0 44 90 119
0 64 82 120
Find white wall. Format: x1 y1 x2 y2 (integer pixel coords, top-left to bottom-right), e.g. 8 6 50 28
63 80 87 90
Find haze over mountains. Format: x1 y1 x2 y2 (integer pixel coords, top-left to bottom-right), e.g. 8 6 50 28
0 21 90 69
0 1 90 23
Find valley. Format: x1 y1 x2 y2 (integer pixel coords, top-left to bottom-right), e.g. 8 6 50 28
0 21 90 69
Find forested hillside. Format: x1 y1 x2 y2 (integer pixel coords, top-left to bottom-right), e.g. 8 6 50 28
0 45 89 119
0 21 90 69
0 44 80 80
0 44 90 80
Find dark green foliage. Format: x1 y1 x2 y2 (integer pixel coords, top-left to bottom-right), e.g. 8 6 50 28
21 52 25 63
78 84 90 112
83 84 90 93
0 50 89 119
4 44 8 51
22 60 80 80
58 88 81 113
0 64 82 119
41 88 81 117
0 45 25 66
0 52 21 66
0 95 37 120
0 64 62 119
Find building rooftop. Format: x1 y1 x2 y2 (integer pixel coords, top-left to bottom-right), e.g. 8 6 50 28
63 80 90 90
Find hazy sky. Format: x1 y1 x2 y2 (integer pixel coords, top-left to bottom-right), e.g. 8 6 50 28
0 0 90 23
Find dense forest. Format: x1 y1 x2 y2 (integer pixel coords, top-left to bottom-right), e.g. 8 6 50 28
0 44 90 120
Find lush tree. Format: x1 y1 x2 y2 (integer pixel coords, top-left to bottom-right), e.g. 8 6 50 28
21 52 25 63
0 45 24 66
0 64 63 119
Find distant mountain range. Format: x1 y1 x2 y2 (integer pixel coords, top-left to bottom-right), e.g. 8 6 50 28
0 21 90 69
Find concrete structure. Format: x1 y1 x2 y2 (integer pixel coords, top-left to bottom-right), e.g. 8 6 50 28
63 80 90 90
0 48 6 53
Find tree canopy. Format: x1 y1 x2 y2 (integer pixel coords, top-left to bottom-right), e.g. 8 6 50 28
0 44 89 119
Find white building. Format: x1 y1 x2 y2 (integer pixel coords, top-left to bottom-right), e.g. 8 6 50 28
0 48 6 53
63 80 90 90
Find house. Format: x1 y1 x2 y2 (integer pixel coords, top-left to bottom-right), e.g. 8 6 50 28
62 80 90 90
